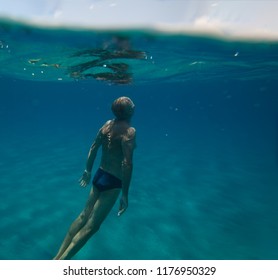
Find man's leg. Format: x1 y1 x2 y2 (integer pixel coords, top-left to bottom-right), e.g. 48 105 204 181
53 187 100 259
58 188 121 260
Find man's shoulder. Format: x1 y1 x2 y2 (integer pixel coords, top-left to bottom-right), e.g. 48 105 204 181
104 119 113 127
100 120 113 133
126 126 136 137
122 126 136 143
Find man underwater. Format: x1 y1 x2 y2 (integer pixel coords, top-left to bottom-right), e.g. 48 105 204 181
54 96 136 260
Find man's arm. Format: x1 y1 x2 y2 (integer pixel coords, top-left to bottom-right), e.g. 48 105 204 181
86 131 102 172
79 129 103 187
118 127 136 215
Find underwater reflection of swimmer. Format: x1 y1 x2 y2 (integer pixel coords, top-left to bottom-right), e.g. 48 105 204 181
84 72 132 85
67 36 146 84
53 97 136 260
94 63 132 84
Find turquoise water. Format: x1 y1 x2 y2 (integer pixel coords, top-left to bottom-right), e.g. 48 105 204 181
1 20 278 260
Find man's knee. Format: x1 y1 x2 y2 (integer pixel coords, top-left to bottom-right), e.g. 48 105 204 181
69 211 87 234
86 220 101 236
79 208 93 223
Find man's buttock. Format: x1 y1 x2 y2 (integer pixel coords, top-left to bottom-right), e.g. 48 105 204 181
92 168 122 192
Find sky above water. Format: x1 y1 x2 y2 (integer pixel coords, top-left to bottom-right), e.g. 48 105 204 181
0 0 278 40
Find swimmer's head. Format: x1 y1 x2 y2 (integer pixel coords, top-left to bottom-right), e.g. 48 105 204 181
112 96 135 121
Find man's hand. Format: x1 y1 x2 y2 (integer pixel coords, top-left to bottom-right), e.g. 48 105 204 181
118 195 128 216
79 170 91 187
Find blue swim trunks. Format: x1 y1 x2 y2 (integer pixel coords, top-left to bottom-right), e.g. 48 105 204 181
93 168 122 192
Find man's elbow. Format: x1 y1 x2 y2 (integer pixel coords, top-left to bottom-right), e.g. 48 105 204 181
122 159 133 169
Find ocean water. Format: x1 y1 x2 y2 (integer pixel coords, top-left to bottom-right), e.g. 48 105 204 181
0 20 278 260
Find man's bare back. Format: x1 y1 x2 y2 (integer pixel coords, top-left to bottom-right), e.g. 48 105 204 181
99 119 136 180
